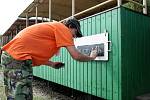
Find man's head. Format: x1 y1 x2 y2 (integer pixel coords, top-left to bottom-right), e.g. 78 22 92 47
63 18 83 38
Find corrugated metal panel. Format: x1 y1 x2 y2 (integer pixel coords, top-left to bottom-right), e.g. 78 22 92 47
33 7 122 100
121 7 150 100
32 7 150 100
1 5 148 100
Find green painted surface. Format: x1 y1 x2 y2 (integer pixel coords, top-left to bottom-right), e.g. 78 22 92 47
33 7 150 100
121 7 150 100
123 0 150 16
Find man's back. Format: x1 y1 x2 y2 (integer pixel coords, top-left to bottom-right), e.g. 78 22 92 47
2 22 74 65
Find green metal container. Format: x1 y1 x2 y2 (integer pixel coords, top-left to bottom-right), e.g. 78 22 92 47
33 7 150 100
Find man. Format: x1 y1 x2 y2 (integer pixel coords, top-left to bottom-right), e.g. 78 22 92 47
1 18 98 100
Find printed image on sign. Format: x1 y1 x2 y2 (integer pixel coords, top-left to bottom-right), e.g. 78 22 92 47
74 33 109 60
77 43 104 56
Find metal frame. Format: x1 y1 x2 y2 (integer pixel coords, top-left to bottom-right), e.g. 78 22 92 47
74 0 115 18
22 0 148 23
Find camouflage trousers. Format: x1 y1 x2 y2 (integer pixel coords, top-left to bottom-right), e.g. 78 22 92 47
1 51 33 100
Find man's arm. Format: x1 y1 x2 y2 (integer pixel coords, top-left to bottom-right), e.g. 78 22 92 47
65 45 97 61
44 46 97 68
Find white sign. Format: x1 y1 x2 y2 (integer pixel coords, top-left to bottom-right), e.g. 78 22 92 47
74 33 109 61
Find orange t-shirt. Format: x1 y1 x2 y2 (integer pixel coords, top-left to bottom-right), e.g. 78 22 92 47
2 22 74 66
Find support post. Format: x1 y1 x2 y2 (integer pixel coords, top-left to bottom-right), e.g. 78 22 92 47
26 13 29 27
49 0 51 21
143 0 147 14
117 0 122 7
35 6 38 24
72 0 75 17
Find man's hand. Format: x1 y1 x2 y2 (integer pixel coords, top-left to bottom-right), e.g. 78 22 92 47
66 45 98 61
45 61 65 69
90 46 98 59
52 62 65 69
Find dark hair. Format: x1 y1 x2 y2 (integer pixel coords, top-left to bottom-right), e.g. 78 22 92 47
63 18 83 37
66 22 78 29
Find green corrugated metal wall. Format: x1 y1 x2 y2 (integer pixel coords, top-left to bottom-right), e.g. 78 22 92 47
121 7 150 100
123 0 150 16
33 7 150 100
33 7 122 100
